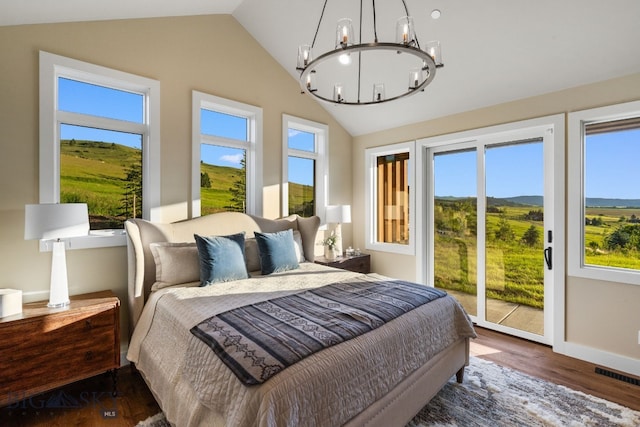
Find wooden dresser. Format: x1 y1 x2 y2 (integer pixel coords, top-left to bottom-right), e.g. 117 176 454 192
0 291 120 407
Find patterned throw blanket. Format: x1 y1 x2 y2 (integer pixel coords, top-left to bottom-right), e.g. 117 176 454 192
190 277 446 385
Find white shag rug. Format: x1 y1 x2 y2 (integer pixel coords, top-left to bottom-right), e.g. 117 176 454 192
137 356 640 426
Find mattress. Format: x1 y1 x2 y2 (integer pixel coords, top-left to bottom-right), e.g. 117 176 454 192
127 262 476 427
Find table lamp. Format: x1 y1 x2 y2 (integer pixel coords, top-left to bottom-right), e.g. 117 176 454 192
326 205 351 257
25 203 90 307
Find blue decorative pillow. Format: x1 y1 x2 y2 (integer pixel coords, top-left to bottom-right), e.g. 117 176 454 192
254 229 300 275
194 232 249 286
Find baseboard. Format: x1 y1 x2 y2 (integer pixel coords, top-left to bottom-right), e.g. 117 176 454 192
557 341 640 377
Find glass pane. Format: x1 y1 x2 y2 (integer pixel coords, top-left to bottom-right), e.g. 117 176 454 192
60 124 142 230
485 141 544 336
288 128 315 152
376 152 409 244
58 77 143 123
200 144 246 215
584 123 640 270
201 109 248 141
433 149 477 316
288 156 315 217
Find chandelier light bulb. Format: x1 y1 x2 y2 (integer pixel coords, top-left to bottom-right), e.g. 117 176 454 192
297 45 312 69
336 18 354 48
333 84 344 102
396 16 415 45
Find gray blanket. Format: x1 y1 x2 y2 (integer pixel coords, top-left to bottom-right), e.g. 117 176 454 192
191 277 446 385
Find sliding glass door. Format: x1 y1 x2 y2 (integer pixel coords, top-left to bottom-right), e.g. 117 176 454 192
425 126 557 344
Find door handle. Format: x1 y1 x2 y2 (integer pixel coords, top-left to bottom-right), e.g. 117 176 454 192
544 247 552 270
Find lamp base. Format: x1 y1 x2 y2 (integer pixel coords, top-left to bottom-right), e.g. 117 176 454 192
48 240 70 308
333 223 344 257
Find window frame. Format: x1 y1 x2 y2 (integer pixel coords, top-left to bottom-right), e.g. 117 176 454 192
281 114 328 222
364 141 415 255
39 51 160 250
568 100 640 286
191 91 263 217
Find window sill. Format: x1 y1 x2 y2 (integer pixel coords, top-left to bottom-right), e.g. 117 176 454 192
39 230 127 252
568 264 640 287
365 241 415 256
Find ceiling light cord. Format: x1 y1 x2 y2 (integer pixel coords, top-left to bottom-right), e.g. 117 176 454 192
311 0 329 49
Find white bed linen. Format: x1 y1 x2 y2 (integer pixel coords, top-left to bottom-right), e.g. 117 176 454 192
127 262 475 427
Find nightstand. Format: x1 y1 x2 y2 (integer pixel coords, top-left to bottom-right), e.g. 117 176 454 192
0 290 120 407
315 253 371 274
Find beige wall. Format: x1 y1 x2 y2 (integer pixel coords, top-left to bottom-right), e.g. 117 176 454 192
353 72 640 364
0 15 352 347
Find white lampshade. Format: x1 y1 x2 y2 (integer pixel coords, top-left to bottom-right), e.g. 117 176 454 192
24 203 89 308
326 205 351 224
25 203 89 240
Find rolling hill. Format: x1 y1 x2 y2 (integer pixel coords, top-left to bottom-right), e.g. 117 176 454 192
61 140 313 223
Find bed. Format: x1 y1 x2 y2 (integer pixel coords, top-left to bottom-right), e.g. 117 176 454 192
125 212 476 427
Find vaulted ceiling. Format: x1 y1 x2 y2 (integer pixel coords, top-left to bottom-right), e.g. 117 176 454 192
3 0 640 136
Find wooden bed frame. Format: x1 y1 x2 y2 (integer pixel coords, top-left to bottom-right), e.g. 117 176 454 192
125 212 471 426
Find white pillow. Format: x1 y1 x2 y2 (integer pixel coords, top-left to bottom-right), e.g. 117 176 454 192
150 242 200 290
292 230 306 262
244 238 261 273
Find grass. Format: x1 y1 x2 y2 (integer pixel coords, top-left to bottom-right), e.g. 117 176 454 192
583 207 640 270
61 140 314 224
435 202 546 309
60 140 140 228
435 201 640 308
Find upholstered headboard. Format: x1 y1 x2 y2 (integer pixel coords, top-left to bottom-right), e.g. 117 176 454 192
125 212 320 334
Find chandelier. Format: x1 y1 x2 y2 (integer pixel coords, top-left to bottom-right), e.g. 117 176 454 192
296 0 443 105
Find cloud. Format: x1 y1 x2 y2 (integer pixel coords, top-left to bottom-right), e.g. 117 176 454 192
288 129 302 138
220 153 243 164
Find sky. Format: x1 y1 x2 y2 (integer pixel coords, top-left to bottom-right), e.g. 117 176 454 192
59 77 639 198
434 141 544 199
434 130 639 201
586 129 640 199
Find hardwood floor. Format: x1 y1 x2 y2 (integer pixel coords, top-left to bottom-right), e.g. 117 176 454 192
1 327 638 426
470 327 640 412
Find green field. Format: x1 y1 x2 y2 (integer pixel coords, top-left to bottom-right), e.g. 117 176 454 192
434 201 545 309
584 207 640 269
435 199 640 309
61 140 313 227
60 140 141 229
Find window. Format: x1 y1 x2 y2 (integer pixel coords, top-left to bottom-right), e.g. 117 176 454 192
39 51 160 248
192 91 262 217
568 100 640 285
365 141 415 255
282 115 327 220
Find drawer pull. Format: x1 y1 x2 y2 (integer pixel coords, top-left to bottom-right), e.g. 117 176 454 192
85 351 94 361
85 319 93 330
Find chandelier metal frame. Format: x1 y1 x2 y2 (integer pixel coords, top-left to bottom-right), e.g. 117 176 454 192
296 0 443 106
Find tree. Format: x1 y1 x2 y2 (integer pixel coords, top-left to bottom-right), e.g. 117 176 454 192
226 153 246 212
200 171 211 188
521 225 540 247
120 156 142 218
494 213 515 242
524 209 543 221
605 224 640 251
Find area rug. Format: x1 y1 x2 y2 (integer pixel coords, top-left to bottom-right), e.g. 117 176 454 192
137 356 640 427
